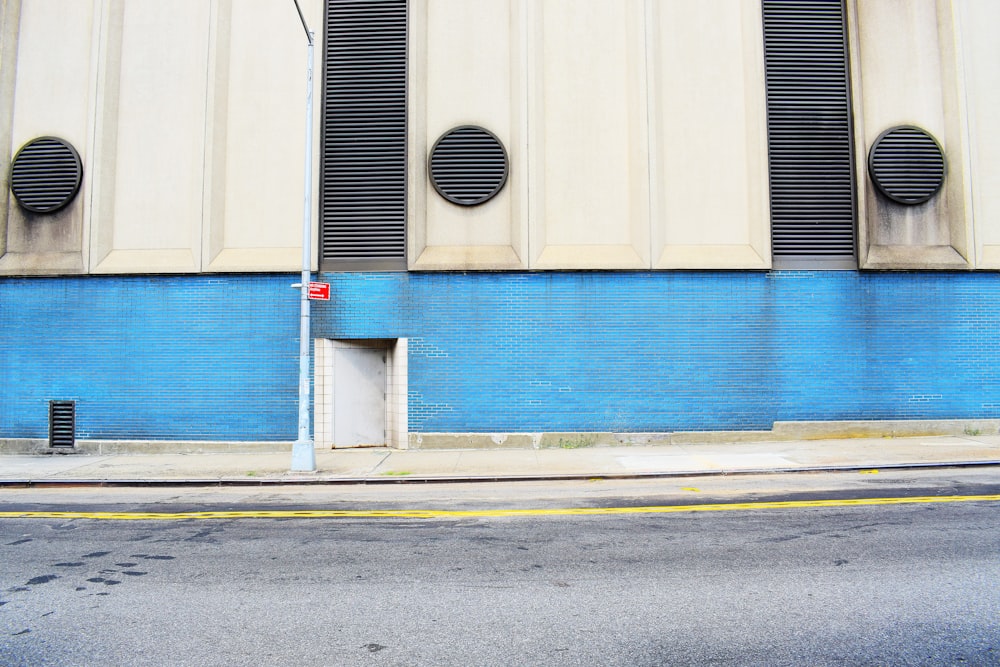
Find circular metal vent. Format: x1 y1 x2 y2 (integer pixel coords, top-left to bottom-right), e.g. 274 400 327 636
9 136 83 214
868 126 945 205
429 126 508 206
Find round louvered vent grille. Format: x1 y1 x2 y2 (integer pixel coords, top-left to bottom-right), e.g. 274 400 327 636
868 126 945 205
429 126 508 206
9 137 83 214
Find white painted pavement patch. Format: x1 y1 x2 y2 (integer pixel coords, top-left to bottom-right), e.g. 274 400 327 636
616 453 796 471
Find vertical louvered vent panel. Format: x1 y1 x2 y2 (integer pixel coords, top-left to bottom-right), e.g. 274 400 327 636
48 400 76 449
321 0 407 269
762 0 855 265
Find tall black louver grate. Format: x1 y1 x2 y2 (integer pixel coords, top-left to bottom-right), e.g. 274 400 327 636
762 0 856 267
321 0 408 270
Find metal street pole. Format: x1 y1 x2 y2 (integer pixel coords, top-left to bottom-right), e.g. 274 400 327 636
290 0 316 472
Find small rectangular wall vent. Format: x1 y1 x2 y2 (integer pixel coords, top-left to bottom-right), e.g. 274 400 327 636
49 400 76 449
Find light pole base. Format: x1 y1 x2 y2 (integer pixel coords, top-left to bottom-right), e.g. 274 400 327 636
290 440 316 472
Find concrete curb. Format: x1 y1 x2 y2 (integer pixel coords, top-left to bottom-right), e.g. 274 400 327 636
2 459 998 488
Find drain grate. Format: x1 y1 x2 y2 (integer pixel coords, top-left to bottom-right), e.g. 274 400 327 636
48 401 76 449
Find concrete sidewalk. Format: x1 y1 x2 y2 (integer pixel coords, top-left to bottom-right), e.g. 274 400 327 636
2 434 999 485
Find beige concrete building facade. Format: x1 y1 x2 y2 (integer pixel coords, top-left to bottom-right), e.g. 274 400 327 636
3 0 1000 275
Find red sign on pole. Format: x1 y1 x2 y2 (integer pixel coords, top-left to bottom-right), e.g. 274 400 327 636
307 282 330 300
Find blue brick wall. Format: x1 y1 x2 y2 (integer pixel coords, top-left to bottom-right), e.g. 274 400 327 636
1 275 300 440
313 271 1000 432
4 270 1000 441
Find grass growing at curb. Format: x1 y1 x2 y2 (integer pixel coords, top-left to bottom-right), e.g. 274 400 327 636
557 435 597 449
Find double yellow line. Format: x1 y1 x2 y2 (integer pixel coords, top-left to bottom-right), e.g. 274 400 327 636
1 494 998 521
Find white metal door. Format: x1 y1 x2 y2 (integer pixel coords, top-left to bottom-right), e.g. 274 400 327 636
333 347 386 446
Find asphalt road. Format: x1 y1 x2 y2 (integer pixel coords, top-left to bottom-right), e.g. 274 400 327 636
1 469 998 666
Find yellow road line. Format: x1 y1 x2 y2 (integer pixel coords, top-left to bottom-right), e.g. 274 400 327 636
0 494 998 521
